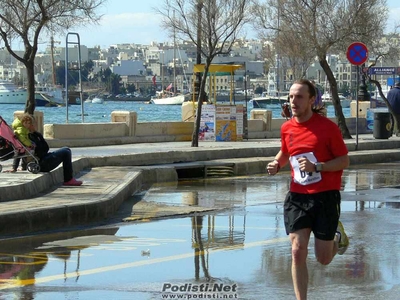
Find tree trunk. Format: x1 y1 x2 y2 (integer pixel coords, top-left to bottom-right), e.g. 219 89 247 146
191 0 203 147
191 62 211 147
319 57 352 139
24 60 36 114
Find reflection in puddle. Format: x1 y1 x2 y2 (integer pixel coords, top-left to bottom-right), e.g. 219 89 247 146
0 164 400 298
144 175 290 208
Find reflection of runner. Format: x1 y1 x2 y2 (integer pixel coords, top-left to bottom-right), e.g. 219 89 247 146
266 79 350 300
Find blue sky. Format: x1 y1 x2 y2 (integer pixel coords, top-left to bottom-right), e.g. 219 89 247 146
60 0 166 48
56 0 400 48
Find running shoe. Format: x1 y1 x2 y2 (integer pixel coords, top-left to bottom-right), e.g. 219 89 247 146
336 220 349 255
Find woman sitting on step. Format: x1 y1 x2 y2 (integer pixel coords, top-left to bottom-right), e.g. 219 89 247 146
27 118 83 186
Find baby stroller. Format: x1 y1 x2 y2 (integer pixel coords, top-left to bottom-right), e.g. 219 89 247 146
0 116 40 174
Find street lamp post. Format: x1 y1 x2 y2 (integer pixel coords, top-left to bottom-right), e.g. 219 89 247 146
357 63 370 101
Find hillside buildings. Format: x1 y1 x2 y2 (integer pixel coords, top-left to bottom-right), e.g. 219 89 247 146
0 36 399 97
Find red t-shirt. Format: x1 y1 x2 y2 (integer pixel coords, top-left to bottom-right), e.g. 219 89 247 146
281 113 348 193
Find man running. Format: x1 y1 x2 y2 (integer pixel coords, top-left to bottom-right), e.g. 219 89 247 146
267 79 350 300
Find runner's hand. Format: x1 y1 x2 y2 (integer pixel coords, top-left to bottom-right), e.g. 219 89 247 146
267 160 280 176
297 156 314 173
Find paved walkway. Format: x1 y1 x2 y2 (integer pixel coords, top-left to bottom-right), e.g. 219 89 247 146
0 134 399 238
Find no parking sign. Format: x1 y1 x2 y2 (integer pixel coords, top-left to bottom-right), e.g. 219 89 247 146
346 42 369 150
346 42 368 65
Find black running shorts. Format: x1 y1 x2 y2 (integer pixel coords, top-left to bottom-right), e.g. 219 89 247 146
283 190 341 241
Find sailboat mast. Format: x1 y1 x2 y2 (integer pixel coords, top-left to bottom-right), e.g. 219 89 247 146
51 36 56 86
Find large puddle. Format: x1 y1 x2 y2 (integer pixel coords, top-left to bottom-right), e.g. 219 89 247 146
0 163 400 299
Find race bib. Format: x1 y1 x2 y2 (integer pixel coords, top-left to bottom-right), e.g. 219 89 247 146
289 152 322 185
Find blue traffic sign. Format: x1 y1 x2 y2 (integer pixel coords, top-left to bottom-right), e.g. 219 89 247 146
347 42 368 65
369 67 398 75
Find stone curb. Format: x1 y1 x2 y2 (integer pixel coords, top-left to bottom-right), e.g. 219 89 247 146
3 139 400 203
0 169 143 237
0 157 90 202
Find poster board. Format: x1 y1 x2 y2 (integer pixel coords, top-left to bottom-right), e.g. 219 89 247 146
199 104 215 141
199 104 243 142
215 105 237 141
236 104 243 141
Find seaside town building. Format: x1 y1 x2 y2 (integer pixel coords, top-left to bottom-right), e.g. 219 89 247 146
0 36 399 97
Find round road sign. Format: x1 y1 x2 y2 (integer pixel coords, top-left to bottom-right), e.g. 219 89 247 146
347 42 368 66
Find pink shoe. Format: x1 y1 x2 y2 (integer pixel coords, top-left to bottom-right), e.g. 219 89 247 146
63 178 83 186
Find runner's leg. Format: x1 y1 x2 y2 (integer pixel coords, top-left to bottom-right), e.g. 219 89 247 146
290 228 311 300
314 238 337 265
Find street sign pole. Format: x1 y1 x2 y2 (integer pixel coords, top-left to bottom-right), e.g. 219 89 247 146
356 66 359 150
347 42 369 151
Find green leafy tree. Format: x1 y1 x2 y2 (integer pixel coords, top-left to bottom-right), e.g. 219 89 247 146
0 0 104 114
338 83 351 97
81 60 94 82
109 73 122 95
55 65 65 86
126 84 137 94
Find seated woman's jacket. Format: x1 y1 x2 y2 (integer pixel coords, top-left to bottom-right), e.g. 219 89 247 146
28 131 49 160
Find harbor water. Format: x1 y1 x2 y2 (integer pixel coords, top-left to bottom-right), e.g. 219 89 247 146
0 101 350 125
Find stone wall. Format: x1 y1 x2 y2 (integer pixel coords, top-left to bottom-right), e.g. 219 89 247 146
13 109 370 147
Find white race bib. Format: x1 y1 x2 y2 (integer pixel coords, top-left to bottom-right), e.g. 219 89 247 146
289 152 322 185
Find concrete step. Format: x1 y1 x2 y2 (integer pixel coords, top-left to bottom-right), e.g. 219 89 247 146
0 167 142 237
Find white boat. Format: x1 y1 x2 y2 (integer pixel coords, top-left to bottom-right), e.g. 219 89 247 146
321 93 351 108
248 92 289 109
152 29 187 106
0 80 60 106
91 97 104 104
35 85 64 103
150 94 185 105
0 80 27 104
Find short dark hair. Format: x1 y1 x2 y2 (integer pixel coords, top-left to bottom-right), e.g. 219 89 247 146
292 79 316 98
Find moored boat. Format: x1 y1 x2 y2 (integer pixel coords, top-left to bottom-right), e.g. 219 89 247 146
91 97 104 104
34 93 62 107
321 93 351 108
248 92 289 109
0 80 62 106
150 94 185 105
0 80 27 104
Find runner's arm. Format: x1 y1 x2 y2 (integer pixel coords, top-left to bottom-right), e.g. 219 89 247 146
267 150 290 175
317 154 349 172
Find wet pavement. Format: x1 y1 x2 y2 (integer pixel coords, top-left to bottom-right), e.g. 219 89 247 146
0 164 400 299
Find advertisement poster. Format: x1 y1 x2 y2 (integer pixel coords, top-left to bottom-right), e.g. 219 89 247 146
215 105 237 141
199 104 215 141
236 105 243 141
